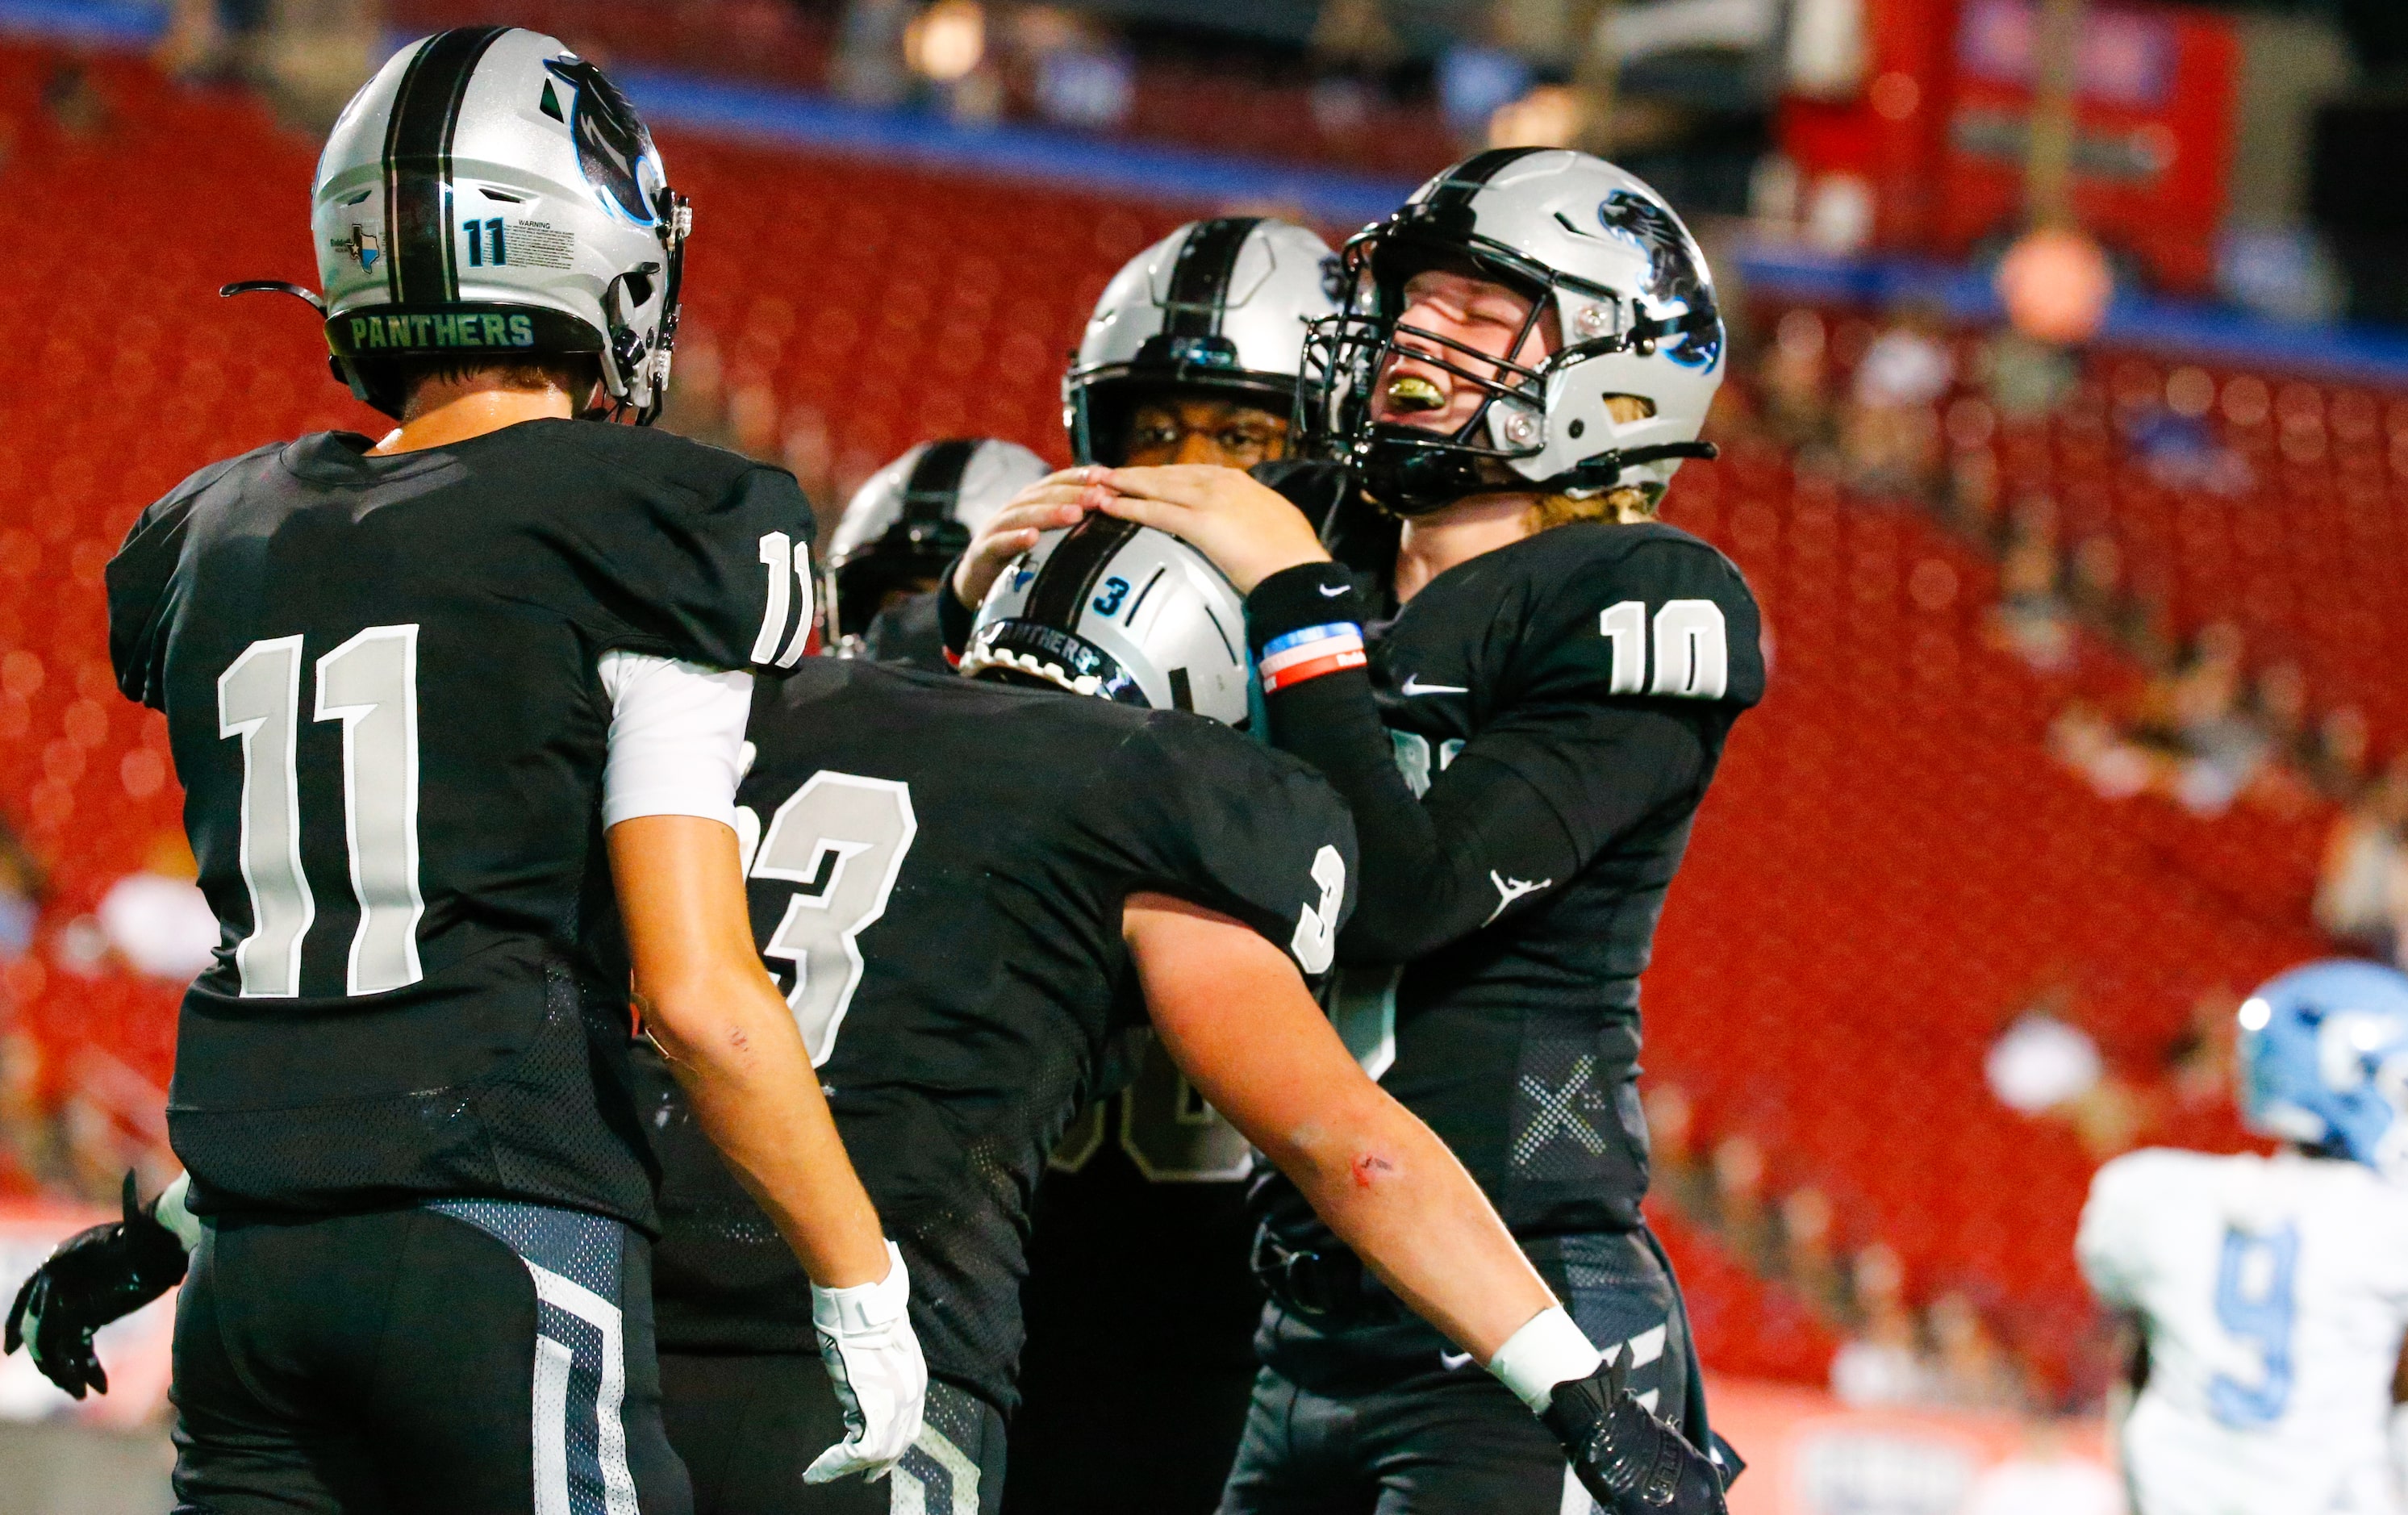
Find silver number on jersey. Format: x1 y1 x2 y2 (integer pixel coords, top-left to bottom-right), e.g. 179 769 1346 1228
1117 1037 1254 1182
315 626 424 995
217 636 315 997
216 627 425 998
1597 599 1729 699
750 532 816 669
2207 1221 2298 1427
1289 845 1346 976
751 771 917 1065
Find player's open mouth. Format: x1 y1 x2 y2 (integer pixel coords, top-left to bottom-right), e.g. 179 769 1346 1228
1384 374 1446 412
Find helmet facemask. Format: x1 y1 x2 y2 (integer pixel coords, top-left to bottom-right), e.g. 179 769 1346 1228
1298 170 1724 517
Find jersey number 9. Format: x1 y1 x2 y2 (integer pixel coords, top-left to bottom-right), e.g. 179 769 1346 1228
2208 1221 2298 1427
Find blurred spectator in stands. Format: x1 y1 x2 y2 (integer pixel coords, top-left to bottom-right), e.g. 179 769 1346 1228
2243 661 2318 816
0 822 39 966
0 1029 56 1193
1987 988 2148 1158
1987 498 2074 672
728 381 784 463
2164 985 2241 1118
1778 1186 1848 1321
1308 0 1402 146
1710 1133 1778 1275
157 0 378 128
2316 755 2408 957
2155 622 2273 815
783 404 838 526
41 61 110 138
2124 400 2253 496
98 834 216 983
1012 8 1133 131
1840 300 1951 497
2047 699 2163 803
2308 705 2373 800
1928 1290 2027 1412
1761 307 1834 454
1830 1243 1934 1408
658 331 736 450
1640 1081 1714 1219
833 0 915 105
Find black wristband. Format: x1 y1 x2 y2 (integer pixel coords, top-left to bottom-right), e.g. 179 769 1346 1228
936 560 977 660
1245 562 1367 654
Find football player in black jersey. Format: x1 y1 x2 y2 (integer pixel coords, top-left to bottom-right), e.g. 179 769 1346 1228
823 439 1047 674
645 521 1663 1513
1084 149 1758 1513
60 31 926 1510
933 219 1346 1515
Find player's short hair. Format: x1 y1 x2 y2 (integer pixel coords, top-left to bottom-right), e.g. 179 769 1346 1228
364 354 604 415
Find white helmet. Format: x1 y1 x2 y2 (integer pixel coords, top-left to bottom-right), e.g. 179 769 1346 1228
290 27 688 420
962 518 1254 728
825 437 1049 640
1301 147 1725 515
1064 216 1340 465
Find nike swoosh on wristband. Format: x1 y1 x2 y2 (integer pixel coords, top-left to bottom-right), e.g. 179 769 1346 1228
1400 676 1469 695
1439 1350 1475 1371
1317 582 1351 597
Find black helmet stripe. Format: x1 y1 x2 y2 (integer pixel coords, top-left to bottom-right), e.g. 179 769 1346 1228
1422 146 1546 215
1160 217 1261 340
1025 516 1140 628
384 26 507 305
900 440 979 526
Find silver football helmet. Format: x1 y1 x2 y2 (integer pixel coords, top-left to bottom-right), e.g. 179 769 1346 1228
1301 147 1725 515
826 437 1049 641
962 518 1254 728
1064 217 1340 465
297 27 688 419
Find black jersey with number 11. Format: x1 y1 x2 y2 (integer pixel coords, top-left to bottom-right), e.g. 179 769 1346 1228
639 659 1354 1413
106 421 817 1231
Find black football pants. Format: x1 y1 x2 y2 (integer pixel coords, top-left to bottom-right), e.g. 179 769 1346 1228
171 1201 689 1514
1219 1229 1700 1515
660 1351 1005 1515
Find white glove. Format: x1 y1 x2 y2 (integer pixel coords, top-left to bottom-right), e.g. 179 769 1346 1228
803 1241 927 1484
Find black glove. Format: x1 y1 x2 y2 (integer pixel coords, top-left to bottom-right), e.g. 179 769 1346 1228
1542 1350 1730 1514
4 1171 191 1398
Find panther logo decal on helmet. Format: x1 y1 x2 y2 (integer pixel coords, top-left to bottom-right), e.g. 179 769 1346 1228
1596 190 1720 371
543 56 661 226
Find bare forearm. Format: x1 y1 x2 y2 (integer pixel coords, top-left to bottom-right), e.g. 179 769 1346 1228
645 971 887 1288
1262 1090 1555 1361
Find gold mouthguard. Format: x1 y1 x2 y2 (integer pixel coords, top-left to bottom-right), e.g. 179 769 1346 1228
1385 374 1445 411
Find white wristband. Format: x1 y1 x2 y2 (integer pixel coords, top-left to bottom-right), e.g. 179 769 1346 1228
156 1172 203 1252
1487 1305 1605 1413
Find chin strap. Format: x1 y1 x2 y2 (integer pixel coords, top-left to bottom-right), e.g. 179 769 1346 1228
219 280 327 313
1537 440 1720 497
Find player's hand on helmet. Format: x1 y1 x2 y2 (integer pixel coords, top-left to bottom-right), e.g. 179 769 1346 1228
1096 465 1329 595
5 1171 194 1400
1542 1350 1730 1515
949 469 1112 610
803 1241 928 1484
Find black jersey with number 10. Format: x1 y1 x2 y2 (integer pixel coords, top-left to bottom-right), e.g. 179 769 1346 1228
640 660 1355 1412
106 421 817 1231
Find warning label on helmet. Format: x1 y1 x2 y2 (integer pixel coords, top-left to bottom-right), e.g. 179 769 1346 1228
508 220 576 271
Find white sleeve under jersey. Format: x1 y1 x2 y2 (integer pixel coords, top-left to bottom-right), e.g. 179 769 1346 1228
2078 1148 2408 1515
596 651 753 831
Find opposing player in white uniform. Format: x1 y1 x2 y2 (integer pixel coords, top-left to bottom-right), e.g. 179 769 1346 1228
2080 958 2408 1515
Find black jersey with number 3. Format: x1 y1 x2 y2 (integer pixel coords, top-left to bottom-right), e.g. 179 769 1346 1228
106 421 817 1230
1244 496 1763 1252
639 659 1354 1412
